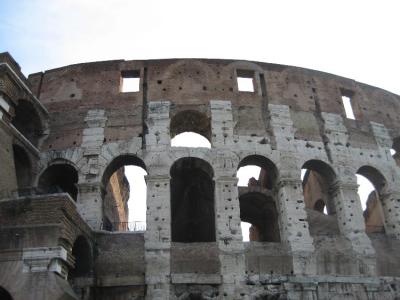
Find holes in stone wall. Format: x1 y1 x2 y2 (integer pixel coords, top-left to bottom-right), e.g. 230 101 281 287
121 70 140 92
170 157 215 242
101 155 147 232
356 166 387 234
38 162 78 201
237 69 255 92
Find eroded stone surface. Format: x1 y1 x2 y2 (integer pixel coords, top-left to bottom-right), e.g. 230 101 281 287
1 53 400 299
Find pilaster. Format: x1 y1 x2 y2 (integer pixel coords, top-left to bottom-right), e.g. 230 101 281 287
330 179 376 274
210 100 234 148
214 175 245 298
144 174 171 299
276 175 316 275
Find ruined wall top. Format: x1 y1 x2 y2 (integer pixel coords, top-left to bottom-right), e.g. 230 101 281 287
25 58 400 152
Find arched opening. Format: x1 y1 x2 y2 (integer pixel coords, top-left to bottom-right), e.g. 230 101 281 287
101 155 147 232
38 163 78 201
302 160 339 235
239 192 280 242
0 287 13 300
171 132 211 148
69 236 92 283
237 155 277 189
170 157 215 242
12 145 31 190
314 199 326 213
236 155 280 242
11 100 43 147
302 160 336 215
170 110 211 148
357 166 387 234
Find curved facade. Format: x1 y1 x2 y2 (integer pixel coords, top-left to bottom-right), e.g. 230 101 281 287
1 52 400 299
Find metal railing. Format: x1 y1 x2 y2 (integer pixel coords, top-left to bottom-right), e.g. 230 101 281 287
103 221 146 232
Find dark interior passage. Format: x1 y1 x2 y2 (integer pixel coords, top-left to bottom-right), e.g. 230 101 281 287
170 157 215 242
240 192 280 242
38 163 78 201
69 236 92 280
12 100 43 147
0 287 13 300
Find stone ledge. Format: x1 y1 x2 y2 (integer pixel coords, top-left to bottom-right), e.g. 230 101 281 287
171 273 221 284
97 275 145 287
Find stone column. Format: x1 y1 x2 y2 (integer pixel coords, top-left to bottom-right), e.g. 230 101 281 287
276 175 316 275
144 174 171 299
76 109 107 229
144 101 172 299
146 101 170 151
77 182 103 229
330 180 376 274
380 189 400 239
214 175 245 298
269 104 315 274
210 100 234 148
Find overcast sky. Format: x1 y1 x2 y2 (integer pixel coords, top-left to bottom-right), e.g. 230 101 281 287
1 0 399 95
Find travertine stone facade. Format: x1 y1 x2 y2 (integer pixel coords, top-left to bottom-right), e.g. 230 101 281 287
1 52 400 299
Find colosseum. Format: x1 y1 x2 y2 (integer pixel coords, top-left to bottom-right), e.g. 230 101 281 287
0 51 400 299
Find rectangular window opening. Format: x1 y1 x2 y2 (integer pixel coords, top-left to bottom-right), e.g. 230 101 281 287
341 95 355 120
237 69 255 92
121 70 140 93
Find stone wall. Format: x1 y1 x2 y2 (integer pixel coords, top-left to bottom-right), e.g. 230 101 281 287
1 52 400 299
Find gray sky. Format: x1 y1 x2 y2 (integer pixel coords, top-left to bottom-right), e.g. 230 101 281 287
1 0 400 95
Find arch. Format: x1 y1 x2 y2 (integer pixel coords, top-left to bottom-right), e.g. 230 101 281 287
301 160 339 237
38 162 78 201
102 155 146 188
357 166 387 194
170 110 211 143
239 192 280 242
237 155 278 189
11 99 44 147
101 155 147 232
302 160 337 184
170 157 215 242
0 287 13 300
69 235 92 280
356 165 387 233
302 159 337 215
12 144 32 190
